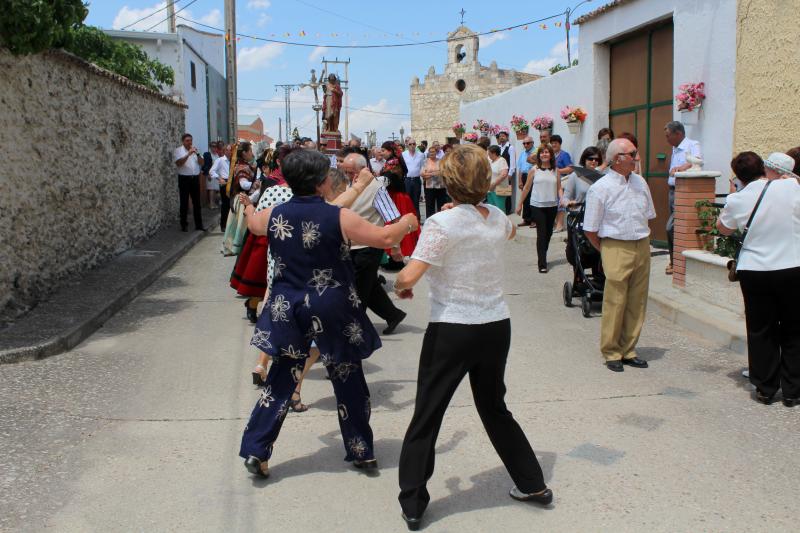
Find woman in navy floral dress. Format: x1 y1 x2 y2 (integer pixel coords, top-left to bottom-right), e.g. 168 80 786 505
237 149 418 478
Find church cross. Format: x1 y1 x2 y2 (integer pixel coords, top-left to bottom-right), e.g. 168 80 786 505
459 8 466 25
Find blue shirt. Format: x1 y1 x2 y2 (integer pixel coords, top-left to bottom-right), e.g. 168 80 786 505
555 150 573 169
518 149 534 175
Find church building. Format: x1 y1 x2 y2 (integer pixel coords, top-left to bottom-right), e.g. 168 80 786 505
410 25 540 145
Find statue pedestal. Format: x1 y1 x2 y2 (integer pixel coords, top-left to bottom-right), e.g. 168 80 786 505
321 131 342 154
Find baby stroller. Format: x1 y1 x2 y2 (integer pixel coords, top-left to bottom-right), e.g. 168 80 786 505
563 203 605 317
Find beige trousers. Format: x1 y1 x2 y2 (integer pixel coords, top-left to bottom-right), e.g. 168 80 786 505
599 238 651 362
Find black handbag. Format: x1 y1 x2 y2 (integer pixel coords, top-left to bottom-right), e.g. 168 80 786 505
727 180 772 282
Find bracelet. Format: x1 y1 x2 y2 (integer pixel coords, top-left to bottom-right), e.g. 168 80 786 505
407 223 413 234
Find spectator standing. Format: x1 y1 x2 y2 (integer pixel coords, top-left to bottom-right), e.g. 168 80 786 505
402 137 426 218
665 121 701 275
487 145 510 211
496 130 516 214
517 136 535 227
210 143 232 231
421 146 449 219
583 139 655 372
204 142 220 209
174 133 205 232
550 135 573 232
370 147 385 177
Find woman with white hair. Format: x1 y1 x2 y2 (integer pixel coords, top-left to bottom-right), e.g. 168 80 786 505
717 152 800 407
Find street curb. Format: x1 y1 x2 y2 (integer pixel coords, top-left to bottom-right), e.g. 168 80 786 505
0 212 219 364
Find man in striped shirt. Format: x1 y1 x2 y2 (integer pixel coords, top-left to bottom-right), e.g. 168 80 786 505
341 153 408 334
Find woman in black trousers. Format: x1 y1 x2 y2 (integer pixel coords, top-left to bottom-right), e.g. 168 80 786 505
393 144 552 530
517 144 562 273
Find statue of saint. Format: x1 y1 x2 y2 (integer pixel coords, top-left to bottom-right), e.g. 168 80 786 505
322 73 343 133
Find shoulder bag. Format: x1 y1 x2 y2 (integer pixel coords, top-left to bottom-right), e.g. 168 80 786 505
726 180 772 282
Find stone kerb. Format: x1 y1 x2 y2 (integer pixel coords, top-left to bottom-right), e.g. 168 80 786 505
672 171 721 287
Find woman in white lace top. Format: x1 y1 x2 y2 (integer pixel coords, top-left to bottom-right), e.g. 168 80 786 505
392 144 552 530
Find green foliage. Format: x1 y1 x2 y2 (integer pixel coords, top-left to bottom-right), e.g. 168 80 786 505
65 26 174 91
549 59 579 75
695 200 740 258
0 0 88 54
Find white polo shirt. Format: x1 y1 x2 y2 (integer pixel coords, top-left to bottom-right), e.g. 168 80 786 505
583 169 657 240
174 145 202 176
402 150 426 178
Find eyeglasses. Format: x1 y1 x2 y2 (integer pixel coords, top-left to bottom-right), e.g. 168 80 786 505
408 142 416 145
620 150 638 159
585 157 600 162
522 142 533 145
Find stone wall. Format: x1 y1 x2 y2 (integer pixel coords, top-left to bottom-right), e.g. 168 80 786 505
0 49 186 324
732 0 800 155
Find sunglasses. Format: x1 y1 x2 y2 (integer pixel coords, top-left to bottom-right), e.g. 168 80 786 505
586 157 600 162
522 141 533 145
620 150 638 159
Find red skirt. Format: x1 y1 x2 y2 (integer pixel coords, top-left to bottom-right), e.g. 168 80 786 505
386 191 420 257
230 234 269 297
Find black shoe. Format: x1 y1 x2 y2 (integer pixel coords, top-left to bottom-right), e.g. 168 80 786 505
383 311 406 335
755 390 775 405
195 226 208 232
246 306 258 323
181 226 188 232
622 357 649 368
244 456 269 478
353 458 378 470
606 360 624 372
783 397 799 407
509 486 553 505
401 512 422 531
538 267 548 273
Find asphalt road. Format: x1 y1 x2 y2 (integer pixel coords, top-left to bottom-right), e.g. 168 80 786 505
1 229 797 532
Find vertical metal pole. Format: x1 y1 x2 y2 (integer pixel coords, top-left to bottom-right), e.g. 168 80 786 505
565 9 572 66
224 0 238 141
167 0 176 32
278 118 282 142
344 60 349 140
285 87 292 141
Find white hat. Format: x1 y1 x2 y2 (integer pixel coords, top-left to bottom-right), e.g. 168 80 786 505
764 152 799 178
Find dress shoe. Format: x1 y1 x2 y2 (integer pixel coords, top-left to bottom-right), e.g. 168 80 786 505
195 226 208 232
244 456 269 478
383 311 406 335
353 458 378 470
755 390 775 405
401 512 422 531
509 486 553 505
606 360 624 372
622 357 649 368
517 220 531 227
782 397 799 407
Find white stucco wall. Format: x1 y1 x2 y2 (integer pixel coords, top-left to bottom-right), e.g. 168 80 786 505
181 43 210 152
178 25 225 74
461 0 737 193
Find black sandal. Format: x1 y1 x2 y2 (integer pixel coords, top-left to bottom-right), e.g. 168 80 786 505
289 391 309 412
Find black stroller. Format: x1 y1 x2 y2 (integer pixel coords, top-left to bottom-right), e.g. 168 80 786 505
563 203 605 317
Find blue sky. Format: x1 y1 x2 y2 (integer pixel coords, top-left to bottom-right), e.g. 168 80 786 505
86 0 594 143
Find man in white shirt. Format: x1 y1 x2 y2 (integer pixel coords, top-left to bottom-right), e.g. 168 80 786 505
665 121 701 274
209 143 232 231
496 130 516 214
174 133 205 232
402 137 426 217
584 138 656 372
370 146 385 176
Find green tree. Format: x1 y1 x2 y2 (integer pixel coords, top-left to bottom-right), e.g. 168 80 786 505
0 0 88 54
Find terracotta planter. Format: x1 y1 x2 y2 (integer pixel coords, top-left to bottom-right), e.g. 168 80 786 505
515 127 529 140
567 121 581 134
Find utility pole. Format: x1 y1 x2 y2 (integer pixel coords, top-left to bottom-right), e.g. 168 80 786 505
274 84 302 142
224 0 238 141
278 118 282 142
166 0 176 32
321 57 351 139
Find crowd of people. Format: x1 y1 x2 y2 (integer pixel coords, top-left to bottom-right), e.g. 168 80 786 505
170 122 799 530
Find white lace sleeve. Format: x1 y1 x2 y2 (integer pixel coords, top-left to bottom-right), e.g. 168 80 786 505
411 218 449 266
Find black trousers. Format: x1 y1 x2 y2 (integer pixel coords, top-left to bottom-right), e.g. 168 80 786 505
666 187 675 264
398 319 546 518
405 176 422 218
350 247 403 323
424 188 449 221
530 205 557 269
738 267 800 399
519 173 532 222
178 174 203 230
219 185 230 231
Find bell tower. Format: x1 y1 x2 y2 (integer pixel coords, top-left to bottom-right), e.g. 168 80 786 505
447 26 478 67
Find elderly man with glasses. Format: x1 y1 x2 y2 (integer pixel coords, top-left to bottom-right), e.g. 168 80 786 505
402 137 426 218
517 135 536 226
583 138 656 373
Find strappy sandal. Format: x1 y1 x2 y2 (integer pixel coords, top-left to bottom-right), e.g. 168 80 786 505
289 391 309 412
251 364 267 386
665 264 673 275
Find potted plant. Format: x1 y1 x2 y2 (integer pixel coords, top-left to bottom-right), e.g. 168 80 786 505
452 121 466 139
510 115 530 139
473 119 492 135
531 114 554 134
560 106 587 134
463 132 479 143
676 82 705 125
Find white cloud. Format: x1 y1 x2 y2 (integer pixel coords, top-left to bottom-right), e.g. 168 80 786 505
198 9 222 27
257 13 272 27
348 99 411 143
247 0 271 9
522 40 574 75
479 32 508 48
237 43 285 71
308 46 328 63
112 3 223 32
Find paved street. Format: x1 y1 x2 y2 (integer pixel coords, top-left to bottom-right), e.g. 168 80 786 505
1 230 797 533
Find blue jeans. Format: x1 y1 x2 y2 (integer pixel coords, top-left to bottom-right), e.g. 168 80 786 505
405 176 422 218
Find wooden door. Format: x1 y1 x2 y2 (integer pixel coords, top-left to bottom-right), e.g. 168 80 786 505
609 22 673 244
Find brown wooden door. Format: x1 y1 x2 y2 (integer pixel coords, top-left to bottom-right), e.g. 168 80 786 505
609 22 674 244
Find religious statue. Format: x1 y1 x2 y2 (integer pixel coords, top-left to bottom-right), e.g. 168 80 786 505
686 154 704 171
322 73 343 133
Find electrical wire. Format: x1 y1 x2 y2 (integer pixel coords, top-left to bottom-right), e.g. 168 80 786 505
238 98 410 116
144 0 199 32
120 0 185 30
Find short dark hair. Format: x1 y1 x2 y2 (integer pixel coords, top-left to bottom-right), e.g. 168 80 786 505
786 146 800 175
579 146 603 166
618 132 639 148
282 149 331 195
550 134 563 145
488 145 501 156
477 136 490 150
597 127 614 140
665 121 685 135
181 133 192 141
730 152 765 185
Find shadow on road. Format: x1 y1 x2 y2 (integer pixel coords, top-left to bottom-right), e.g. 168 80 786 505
637 346 668 361
311 379 417 412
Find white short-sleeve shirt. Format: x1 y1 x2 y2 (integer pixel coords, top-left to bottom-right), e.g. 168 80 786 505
174 145 201 176
411 203 512 324
719 178 800 271
583 169 656 240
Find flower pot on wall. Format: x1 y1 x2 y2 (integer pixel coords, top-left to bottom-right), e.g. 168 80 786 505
567 121 581 134
680 108 699 125
515 127 529 140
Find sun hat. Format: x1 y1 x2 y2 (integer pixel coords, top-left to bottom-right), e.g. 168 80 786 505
764 152 799 178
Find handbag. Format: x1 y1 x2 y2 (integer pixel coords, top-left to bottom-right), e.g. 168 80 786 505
726 180 771 282
495 181 513 197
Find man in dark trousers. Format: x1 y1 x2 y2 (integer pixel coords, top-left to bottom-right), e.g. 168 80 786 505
173 133 205 232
